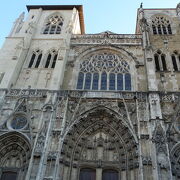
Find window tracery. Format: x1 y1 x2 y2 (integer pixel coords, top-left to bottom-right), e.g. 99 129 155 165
43 15 63 35
44 50 58 68
76 53 132 91
28 49 42 68
151 16 172 35
154 50 167 71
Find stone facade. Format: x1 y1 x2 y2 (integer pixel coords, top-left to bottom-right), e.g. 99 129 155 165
0 4 179 180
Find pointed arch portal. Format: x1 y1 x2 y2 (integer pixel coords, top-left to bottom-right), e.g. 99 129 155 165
60 107 139 180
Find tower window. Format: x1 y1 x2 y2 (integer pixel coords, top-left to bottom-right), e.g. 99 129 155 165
171 53 180 71
28 49 42 68
43 15 63 35
151 16 172 35
44 50 58 69
76 53 132 91
154 51 167 71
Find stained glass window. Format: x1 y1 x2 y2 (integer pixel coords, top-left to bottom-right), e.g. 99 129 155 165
76 53 131 91
92 73 99 90
125 73 131 91
117 73 123 90
11 116 27 130
84 73 92 90
76 72 84 90
109 73 115 90
101 72 107 90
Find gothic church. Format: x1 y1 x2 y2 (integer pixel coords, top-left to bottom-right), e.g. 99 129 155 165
0 3 179 180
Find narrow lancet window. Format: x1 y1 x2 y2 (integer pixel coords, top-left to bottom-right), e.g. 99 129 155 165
76 72 84 90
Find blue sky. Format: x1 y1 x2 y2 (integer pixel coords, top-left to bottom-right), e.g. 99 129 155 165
0 0 179 47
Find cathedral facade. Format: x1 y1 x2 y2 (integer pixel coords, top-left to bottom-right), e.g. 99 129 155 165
0 3 179 180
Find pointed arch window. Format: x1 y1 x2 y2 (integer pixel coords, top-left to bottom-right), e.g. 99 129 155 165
92 73 99 90
84 73 92 90
76 53 132 91
171 51 180 71
28 49 42 68
44 50 58 69
76 72 84 90
151 16 172 35
101 72 107 90
125 73 131 91
154 51 167 71
43 15 63 35
109 73 115 90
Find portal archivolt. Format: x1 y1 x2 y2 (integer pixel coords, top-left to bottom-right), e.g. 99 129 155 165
60 107 139 180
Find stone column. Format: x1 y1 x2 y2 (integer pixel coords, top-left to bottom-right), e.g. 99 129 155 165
96 168 102 180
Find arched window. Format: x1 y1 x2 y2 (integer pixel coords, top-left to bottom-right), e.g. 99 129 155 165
171 52 180 71
44 50 58 68
76 72 84 90
28 53 36 68
35 54 42 68
43 15 63 35
117 73 123 90
92 73 99 90
102 169 118 180
154 51 167 71
76 53 132 91
125 73 131 90
79 168 96 180
109 73 115 90
101 72 107 90
84 73 92 90
151 16 172 35
28 49 42 68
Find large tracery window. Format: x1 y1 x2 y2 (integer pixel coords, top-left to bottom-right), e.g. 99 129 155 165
154 50 167 71
76 53 132 91
43 15 63 34
28 49 42 68
151 16 172 35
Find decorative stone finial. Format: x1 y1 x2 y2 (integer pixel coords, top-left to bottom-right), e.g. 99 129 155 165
140 2 143 8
